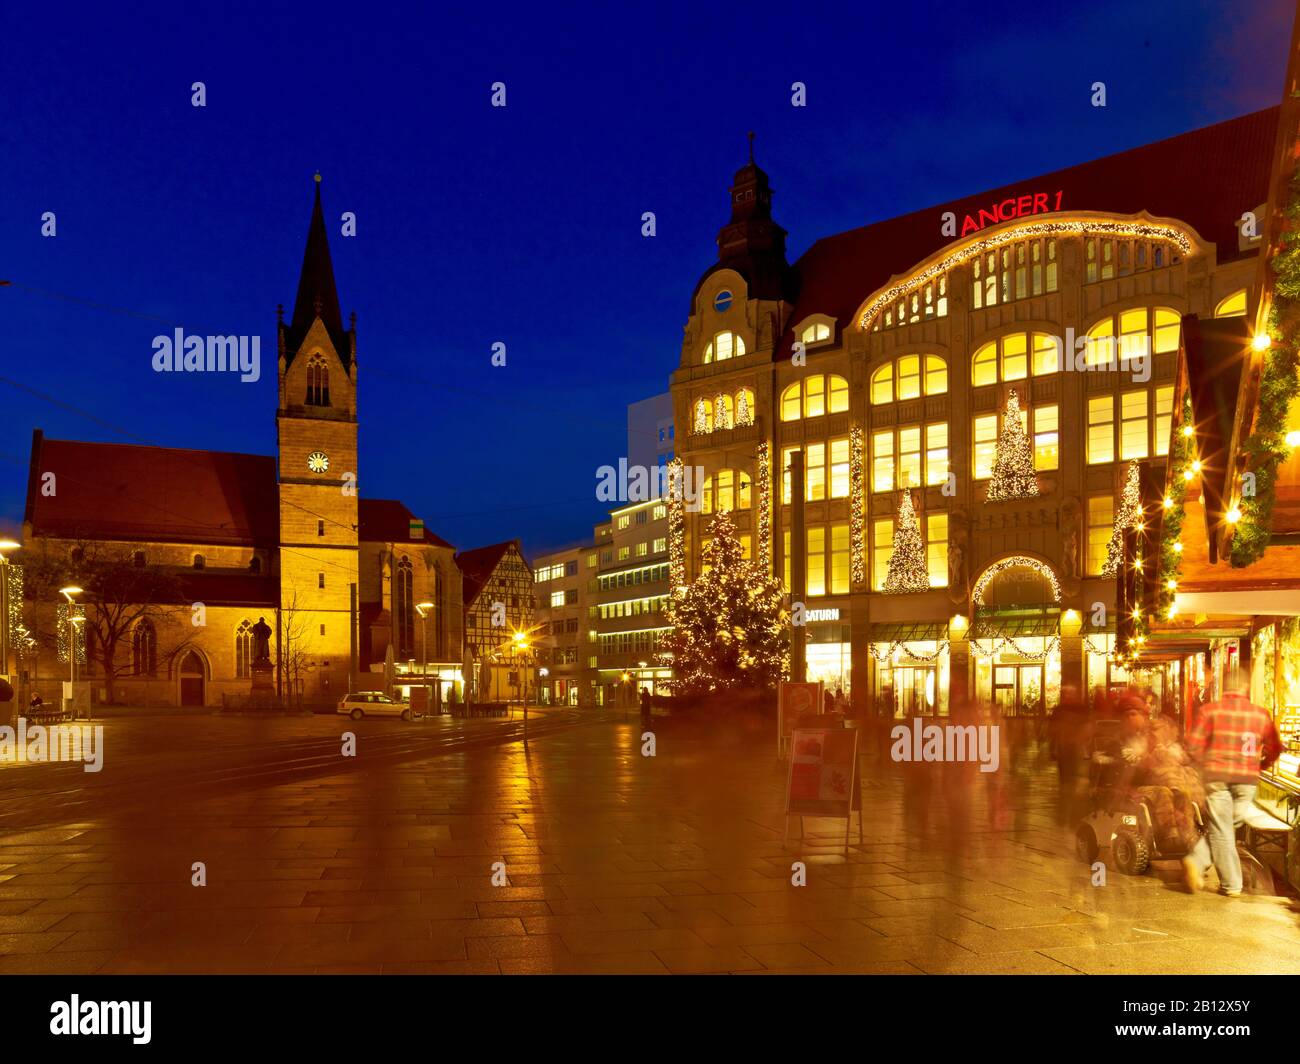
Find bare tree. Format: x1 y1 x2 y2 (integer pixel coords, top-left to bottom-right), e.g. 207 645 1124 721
21 536 197 704
277 592 317 708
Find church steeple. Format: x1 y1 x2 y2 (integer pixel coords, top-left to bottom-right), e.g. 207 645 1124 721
283 174 351 368
694 134 794 308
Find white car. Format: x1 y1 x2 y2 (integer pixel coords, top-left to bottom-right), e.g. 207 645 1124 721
337 691 410 720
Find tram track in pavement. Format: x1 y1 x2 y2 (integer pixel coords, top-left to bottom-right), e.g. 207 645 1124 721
0 708 605 828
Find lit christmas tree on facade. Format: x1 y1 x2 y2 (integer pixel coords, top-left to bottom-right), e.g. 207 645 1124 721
986 390 1040 501
883 489 930 593
1103 459 1142 577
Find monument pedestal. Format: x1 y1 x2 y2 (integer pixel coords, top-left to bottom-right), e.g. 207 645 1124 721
248 662 277 710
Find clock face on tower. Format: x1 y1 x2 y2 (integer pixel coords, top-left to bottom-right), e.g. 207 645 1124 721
307 451 330 474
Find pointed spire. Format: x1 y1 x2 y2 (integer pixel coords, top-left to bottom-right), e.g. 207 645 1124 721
286 173 348 367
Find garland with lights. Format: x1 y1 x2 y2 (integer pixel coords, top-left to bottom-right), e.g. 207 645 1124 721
850 427 865 584
1102 460 1141 578
972 555 1061 606
756 442 772 572
858 217 1194 329
969 635 1062 661
1156 395 1194 619
868 639 949 664
660 509 789 696
667 458 686 595
986 391 1040 501
1230 170 1300 567
883 489 930 593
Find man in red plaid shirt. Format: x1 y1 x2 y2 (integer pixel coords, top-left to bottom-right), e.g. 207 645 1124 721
1181 681 1282 895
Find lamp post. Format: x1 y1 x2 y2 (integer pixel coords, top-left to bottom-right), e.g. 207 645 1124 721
512 630 529 730
59 586 83 718
415 601 433 717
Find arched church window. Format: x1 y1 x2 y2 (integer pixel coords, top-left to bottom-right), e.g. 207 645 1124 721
235 619 253 679
395 557 414 658
192 554 205 570
306 354 330 406
132 619 157 677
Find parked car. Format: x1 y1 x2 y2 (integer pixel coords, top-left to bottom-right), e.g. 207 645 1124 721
337 691 410 721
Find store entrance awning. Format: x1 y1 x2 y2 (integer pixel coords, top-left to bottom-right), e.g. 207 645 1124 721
869 622 946 643
970 612 1060 640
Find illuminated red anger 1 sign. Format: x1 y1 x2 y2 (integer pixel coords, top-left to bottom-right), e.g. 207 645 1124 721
956 190 1064 237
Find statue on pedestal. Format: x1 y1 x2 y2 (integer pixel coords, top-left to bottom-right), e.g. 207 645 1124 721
252 616 273 666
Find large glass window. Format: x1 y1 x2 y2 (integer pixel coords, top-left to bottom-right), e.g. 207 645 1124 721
872 424 946 492
1215 290 1247 318
870 356 948 405
1033 405 1059 471
780 375 849 421
1087 495 1114 576
1121 389 1149 460
1088 397 1115 464
807 527 826 596
973 414 998 480
971 332 1056 386
972 238 1057 309
1154 385 1174 456
871 511 947 589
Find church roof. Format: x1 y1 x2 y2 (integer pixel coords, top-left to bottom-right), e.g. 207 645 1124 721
359 498 454 549
455 540 524 608
776 106 1279 360
284 177 352 368
25 432 279 547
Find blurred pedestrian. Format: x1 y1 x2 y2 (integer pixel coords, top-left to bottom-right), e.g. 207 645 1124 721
639 687 652 731
1181 679 1282 896
1049 685 1091 826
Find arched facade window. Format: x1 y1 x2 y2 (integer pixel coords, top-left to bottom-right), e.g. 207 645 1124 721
1081 307 1181 368
699 469 752 514
1215 290 1247 318
693 397 713 434
703 331 746 364
132 619 157 677
305 354 330 406
800 321 832 345
249 556 262 574
192 554 205 570
235 619 253 679
971 332 1064 386
779 374 849 421
395 557 415 658
871 355 948 405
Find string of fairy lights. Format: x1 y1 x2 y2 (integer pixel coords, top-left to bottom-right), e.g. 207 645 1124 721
849 427 865 584
856 217 1195 330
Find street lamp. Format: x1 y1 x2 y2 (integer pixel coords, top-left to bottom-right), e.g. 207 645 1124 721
415 601 434 716
0 539 19 684
512 630 530 726
59 586 83 716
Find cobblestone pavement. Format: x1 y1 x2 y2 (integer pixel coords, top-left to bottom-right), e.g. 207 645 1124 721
0 711 1297 974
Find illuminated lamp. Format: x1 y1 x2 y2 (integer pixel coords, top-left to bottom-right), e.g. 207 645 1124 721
1252 333 1272 352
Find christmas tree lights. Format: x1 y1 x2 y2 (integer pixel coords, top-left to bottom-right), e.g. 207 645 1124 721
661 510 788 696
850 427 865 584
986 390 1039 501
883 489 930 593
1102 460 1141 577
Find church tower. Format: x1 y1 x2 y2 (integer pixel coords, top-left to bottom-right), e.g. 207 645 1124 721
276 174 360 702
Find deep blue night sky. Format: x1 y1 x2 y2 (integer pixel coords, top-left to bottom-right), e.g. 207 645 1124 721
0 0 1291 557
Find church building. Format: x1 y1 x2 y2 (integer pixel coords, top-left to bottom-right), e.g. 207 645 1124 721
14 178 465 709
